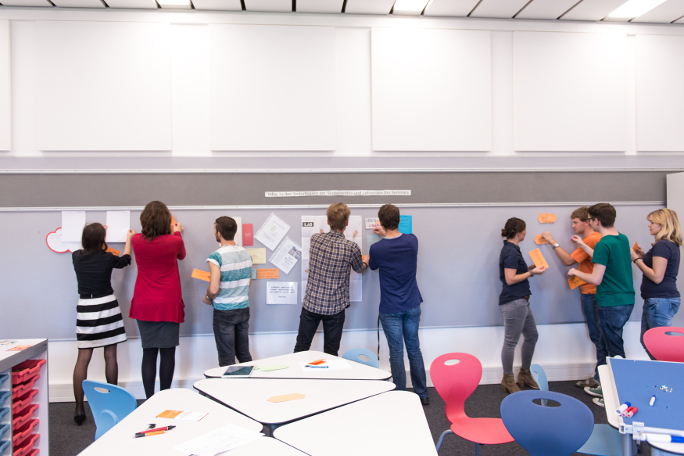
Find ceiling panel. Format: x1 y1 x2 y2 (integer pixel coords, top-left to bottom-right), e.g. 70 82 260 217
631 0 684 23
244 0 291 12
192 0 242 10
515 0 580 20
423 0 479 17
0 0 52 6
470 0 530 18
106 0 158 8
297 0 342 13
560 0 628 21
345 0 395 15
52 0 105 7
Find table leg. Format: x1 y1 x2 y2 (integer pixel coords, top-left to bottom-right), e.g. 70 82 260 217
622 433 633 456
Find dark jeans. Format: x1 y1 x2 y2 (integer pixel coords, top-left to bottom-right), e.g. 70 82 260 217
293 307 345 356
213 307 252 367
379 306 428 399
597 304 634 359
581 293 608 381
640 297 681 360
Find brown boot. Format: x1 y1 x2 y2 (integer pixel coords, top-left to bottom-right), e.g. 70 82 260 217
518 367 540 389
501 373 521 394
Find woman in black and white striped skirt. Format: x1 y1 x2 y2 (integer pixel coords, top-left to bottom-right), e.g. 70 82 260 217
71 223 134 425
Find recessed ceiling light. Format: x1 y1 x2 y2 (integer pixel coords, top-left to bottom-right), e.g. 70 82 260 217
393 0 431 15
608 0 668 19
158 0 192 8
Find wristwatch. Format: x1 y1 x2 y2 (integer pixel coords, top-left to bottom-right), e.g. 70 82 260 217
552 243 560 249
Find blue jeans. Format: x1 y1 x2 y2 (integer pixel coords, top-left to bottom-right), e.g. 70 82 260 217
379 306 428 399
597 304 634 359
581 294 607 381
640 297 681 360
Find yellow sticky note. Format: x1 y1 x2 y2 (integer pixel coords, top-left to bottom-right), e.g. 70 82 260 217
568 275 586 290
192 269 211 282
267 393 305 403
247 248 267 265
257 268 279 279
534 235 549 245
538 213 557 224
529 248 549 269
105 246 120 256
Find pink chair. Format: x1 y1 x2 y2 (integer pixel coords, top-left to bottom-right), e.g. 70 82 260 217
643 326 684 362
430 353 513 455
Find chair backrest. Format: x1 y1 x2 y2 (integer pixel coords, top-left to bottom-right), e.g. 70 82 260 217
643 326 684 362
530 364 549 392
342 348 379 368
501 390 594 456
82 380 137 440
429 353 482 423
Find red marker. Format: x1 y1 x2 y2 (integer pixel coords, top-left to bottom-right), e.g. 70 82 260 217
626 407 638 418
135 425 176 437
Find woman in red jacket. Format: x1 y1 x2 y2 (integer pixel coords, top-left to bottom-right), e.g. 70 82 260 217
130 201 186 398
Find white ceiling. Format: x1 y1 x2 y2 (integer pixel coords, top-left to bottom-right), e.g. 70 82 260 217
0 0 683 24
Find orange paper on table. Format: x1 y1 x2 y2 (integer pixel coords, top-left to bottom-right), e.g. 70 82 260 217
538 213 557 224
106 247 120 256
534 235 549 245
257 269 279 279
529 248 549 269
568 275 586 290
267 393 306 403
192 269 211 282
8 345 31 351
156 410 183 419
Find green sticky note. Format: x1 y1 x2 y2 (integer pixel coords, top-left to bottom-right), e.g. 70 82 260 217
257 364 289 372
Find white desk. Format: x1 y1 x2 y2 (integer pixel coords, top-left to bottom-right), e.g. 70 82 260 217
599 364 684 456
204 350 391 380
274 390 437 456
78 388 305 456
194 378 395 427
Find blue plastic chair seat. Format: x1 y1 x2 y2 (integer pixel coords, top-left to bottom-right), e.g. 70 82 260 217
342 348 379 368
577 423 637 456
82 380 137 440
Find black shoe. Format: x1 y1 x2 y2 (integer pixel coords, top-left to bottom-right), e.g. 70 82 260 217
74 409 86 426
420 396 430 406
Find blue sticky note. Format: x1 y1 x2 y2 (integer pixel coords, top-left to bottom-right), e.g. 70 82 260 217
367 233 381 251
252 269 257 279
398 215 412 234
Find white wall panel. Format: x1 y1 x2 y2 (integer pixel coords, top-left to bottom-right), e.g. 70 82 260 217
513 31 628 152
632 0 684 23
192 0 242 10
209 24 336 151
636 35 684 152
371 28 492 152
424 0 479 17
0 20 10 151
35 21 172 151
297 0 343 14
345 0 394 15
515 0 580 20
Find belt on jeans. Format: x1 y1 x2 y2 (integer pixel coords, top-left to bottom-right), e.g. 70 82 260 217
79 293 111 299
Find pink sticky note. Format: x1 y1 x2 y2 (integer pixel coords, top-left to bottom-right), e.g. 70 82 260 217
243 224 253 246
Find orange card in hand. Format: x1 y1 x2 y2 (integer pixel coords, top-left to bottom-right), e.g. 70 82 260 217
191 269 211 282
633 241 640 251
568 275 586 290
529 248 549 269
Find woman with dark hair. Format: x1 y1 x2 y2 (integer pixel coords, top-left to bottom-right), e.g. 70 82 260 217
130 201 186 398
72 222 134 424
499 217 546 394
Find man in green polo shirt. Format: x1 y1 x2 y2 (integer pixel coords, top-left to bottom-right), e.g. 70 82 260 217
568 203 634 407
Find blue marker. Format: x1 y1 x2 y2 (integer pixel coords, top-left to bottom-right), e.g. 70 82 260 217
305 365 328 368
644 434 684 443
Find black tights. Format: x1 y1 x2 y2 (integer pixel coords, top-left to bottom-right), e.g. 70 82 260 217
141 347 176 399
73 345 118 413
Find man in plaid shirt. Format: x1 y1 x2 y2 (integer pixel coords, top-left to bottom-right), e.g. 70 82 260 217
294 203 368 356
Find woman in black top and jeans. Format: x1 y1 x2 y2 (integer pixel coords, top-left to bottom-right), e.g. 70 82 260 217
499 218 546 394
71 223 134 425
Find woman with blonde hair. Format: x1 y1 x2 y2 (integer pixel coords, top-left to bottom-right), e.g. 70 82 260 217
631 208 682 359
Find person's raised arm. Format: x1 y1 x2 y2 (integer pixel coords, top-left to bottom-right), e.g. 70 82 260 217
571 235 594 257
505 266 546 285
123 229 135 256
351 246 367 273
542 232 576 266
632 250 668 284
568 263 605 286
173 222 186 260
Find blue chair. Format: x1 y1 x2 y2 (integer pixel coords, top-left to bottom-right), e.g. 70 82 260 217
501 390 594 456
530 364 548 392
342 348 379 368
82 380 137 439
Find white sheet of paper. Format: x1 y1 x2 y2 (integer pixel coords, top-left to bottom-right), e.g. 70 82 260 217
61 211 86 243
255 213 290 251
173 424 263 456
105 211 130 243
269 237 302 274
266 281 298 305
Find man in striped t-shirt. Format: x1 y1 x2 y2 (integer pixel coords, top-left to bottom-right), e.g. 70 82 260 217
204 216 253 367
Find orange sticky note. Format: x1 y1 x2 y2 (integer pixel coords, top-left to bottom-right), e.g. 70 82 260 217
8 345 31 352
156 410 183 419
534 235 549 245
106 246 120 256
171 215 177 229
538 213 557 224
529 248 549 269
568 275 586 290
192 269 211 282
257 268 279 279
633 241 640 251
267 393 306 403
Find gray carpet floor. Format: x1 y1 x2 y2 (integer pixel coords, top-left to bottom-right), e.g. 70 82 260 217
48 381 654 455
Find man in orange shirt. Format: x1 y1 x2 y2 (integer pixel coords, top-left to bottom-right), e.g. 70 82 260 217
542 207 606 389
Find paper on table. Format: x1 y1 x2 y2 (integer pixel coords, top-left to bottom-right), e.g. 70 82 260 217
105 211 130 243
256 364 289 372
173 424 263 456
61 211 86 242
255 213 290 251
299 358 352 371
246 248 266 265
537 213 557 224
7 345 31 351
267 393 305 403
257 269 279 279
192 269 211 282
398 215 412 234
266 282 298 305
534 234 549 245
529 248 549 269
568 275 586 290
269 237 302 274
156 410 208 421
